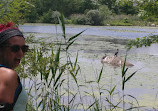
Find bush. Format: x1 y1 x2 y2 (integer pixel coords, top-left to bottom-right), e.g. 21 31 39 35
86 10 103 25
39 9 52 23
110 21 132 26
51 11 60 24
99 5 112 20
70 14 88 25
118 1 139 15
106 14 146 26
39 10 60 24
25 9 39 23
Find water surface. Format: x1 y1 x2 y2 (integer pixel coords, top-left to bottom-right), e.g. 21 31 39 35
20 24 158 39
21 24 158 110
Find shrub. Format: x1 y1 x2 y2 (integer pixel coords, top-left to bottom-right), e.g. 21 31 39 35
51 11 60 24
39 9 52 23
86 10 103 25
110 21 132 26
70 14 88 25
106 14 146 26
118 1 139 15
25 9 39 23
99 5 112 20
40 10 60 24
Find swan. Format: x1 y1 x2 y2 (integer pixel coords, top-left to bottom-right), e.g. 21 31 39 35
101 50 134 67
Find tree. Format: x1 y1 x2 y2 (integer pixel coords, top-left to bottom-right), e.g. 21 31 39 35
127 35 158 50
98 0 117 11
62 0 84 16
0 0 33 24
86 10 103 25
118 0 139 15
138 0 158 19
99 5 112 20
80 0 97 13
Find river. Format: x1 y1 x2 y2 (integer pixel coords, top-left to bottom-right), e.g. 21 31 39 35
20 23 158 110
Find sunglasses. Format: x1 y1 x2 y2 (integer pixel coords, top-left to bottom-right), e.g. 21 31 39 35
5 45 29 53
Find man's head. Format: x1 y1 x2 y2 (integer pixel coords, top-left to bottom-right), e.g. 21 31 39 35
0 22 28 69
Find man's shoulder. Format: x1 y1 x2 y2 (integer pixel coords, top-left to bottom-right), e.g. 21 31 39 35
0 67 17 81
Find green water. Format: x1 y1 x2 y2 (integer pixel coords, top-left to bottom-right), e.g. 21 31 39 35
23 24 158 110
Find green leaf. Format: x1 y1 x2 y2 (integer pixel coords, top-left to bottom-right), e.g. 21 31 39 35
122 56 127 77
75 66 80 76
74 53 78 70
68 29 86 42
58 13 66 39
97 66 103 83
109 85 116 95
70 71 78 84
122 77 126 90
53 70 64 87
48 66 55 87
55 45 61 63
122 67 128 78
86 101 97 110
125 70 137 83
66 40 76 50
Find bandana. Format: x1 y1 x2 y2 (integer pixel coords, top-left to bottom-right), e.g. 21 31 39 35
0 22 23 44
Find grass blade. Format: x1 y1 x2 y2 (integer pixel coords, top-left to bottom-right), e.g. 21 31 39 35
125 71 137 83
122 56 127 77
53 68 64 87
55 45 61 63
66 40 75 50
86 101 97 110
73 52 78 71
58 13 66 39
68 29 86 42
110 85 116 95
97 66 103 83
70 71 78 84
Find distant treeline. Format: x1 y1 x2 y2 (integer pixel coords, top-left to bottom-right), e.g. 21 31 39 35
1 0 158 26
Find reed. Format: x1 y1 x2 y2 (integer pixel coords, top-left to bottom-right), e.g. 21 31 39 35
15 13 144 111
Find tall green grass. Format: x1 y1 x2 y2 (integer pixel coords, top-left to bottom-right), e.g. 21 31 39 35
15 13 144 111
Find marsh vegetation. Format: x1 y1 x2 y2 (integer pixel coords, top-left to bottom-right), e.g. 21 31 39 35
14 15 158 111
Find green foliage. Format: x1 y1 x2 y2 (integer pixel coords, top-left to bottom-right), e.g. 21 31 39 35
121 55 137 91
70 14 88 25
17 35 80 110
39 10 60 24
98 0 117 11
18 13 86 110
97 66 103 83
109 21 132 26
86 10 103 25
107 14 143 26
24 6 39 23
2 0 158 25
81 0 98 13
138 0 158 19
99 5 112 20
63 0 84 16
118 0 139 15
0 0 33 24
39 9 53 23
127 35 158 49
121 55 139 110
51 11 60 24
15 12 144 110
33 0 84 17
